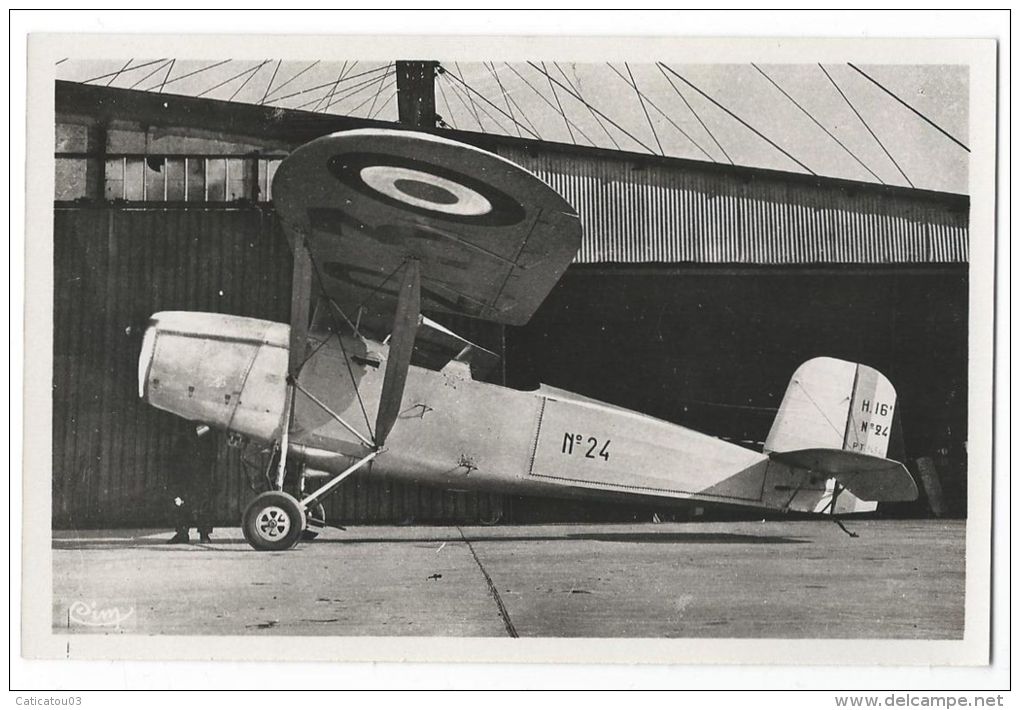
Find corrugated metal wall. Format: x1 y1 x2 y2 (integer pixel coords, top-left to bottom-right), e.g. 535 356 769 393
494 146 968 264
53 164 969 527
52 206 507 528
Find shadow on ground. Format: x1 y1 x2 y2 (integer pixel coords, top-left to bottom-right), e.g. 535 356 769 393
52 530 808 549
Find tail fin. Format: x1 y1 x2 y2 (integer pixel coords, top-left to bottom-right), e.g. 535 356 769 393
766 357 916 503
766 357 897 458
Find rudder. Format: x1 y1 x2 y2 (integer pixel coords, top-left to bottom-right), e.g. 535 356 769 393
765 356 896 458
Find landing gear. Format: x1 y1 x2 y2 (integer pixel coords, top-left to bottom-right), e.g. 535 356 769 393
241 451 379 550
242 491 307 551
301 503 327 541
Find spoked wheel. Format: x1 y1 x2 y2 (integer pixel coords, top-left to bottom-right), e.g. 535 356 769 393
242 491 307 551
301 503 326 541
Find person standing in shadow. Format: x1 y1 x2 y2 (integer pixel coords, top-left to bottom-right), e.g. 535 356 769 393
167 422 219 544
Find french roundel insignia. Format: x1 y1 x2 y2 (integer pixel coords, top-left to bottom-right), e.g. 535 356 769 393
326 152 526 227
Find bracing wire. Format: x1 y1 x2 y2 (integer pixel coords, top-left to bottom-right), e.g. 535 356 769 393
370 89 397 120
272 63 387 105
751 63 885 184
351 78 395 119
440 64 541 140
625 63 664 155
263 60 320 103
306 64 354 113
818 64 914 188
656 63 734 164
436 74 458 129
145 58 233 92
84 57 167 84
365 63 393 118
106 59 133 87
129 59 174 90
318 76 385 115
443 74 516 135
848 63 969 153
504 63 596 146
555 62 620 150
607 62 714 161
487 62 522 138
658 63 816 175
441 73 486 131
525 61 654 153
478 62 544 138
354 261 406 318
315 77 384 114
499 85 544 140
301 66 390 113
542 61 575 144
229 60 268 101
312 61 348 112
196 62 265 98
319 65 395 113
157 59 175 93
606 63 713 161
453 62 485 131
260 60 282 105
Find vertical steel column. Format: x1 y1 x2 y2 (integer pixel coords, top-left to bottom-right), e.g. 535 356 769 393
396 61 438 129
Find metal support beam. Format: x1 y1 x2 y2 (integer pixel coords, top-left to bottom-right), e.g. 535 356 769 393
274 388 294 490
85 121 107 201
374 259 421 446
396 61 438 128
299 450 380 508
288 236 314 375
246 152 260 202
277 234 314 489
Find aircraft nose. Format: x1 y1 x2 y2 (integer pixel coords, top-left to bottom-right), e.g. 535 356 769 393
137 311 289 440
138 318 159 400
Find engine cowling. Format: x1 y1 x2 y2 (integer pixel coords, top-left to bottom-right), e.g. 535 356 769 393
138 311 289 442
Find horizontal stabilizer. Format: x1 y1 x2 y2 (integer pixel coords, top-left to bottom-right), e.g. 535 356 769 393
770 448 918 502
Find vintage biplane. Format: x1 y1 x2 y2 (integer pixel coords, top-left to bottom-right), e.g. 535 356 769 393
138 129 917 551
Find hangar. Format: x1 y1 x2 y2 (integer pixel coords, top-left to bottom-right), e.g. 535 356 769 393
51 71 968 528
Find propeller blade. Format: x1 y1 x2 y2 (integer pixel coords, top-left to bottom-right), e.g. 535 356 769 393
374 260 421 446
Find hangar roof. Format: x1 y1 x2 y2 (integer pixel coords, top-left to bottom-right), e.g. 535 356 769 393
55 81 969 265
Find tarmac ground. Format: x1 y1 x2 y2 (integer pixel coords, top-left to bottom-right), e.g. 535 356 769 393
52 519 965 639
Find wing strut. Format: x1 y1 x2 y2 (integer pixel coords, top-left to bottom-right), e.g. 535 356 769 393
275 235 314 489
374 258 421 447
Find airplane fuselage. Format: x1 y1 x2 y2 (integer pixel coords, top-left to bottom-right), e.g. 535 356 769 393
139 311 843 515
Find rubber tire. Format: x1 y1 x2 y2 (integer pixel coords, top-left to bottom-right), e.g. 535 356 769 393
242 491 307 551
301 503 326 541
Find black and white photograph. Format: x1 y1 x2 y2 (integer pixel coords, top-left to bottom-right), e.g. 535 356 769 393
17 21 1000 680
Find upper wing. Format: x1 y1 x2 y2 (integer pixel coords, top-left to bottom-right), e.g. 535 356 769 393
272 128 583 327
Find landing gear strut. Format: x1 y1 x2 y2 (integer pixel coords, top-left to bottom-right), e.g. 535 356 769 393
301 502 327 541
